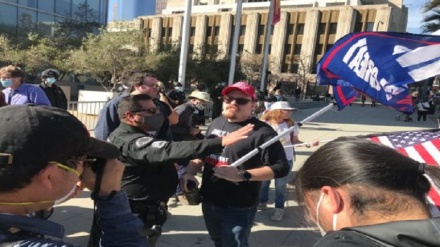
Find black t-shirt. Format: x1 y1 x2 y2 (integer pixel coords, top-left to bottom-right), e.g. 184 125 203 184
200 116 289 208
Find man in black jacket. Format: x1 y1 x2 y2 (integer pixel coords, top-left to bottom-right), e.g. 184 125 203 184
109 94 253 247
40 69 68 110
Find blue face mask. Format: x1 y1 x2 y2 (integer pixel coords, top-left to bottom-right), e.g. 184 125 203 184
1 79 12 88
46 77 56 84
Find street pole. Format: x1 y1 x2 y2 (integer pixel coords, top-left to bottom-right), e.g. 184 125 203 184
227 0 243 85
178 0 192 90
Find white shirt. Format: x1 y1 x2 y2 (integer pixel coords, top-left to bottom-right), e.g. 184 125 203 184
270 121 298 161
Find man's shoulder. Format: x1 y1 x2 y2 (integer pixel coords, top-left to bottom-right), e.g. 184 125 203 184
0 213 65 241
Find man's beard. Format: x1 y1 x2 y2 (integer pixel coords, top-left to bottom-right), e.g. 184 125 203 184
222 105 238 120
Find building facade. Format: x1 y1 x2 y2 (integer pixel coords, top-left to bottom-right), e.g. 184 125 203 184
0 0 108 39
138 0 408 81
108 0 156 21
156 0 168 14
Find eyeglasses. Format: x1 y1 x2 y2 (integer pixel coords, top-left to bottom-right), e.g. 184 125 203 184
223 96 252 105
49 161 81 177
133 107 160 115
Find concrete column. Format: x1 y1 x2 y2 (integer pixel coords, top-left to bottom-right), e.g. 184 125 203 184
218 13 232 59
151 17 162 51
336 7 355 40
243 12 259 53
172 15 183 42
271 11 288 74
302 9 319 68
194 15 207 55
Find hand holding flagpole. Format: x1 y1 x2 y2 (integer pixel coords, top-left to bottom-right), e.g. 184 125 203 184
230 103 335 167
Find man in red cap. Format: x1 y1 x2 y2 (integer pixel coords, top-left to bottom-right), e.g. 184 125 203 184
182 82 289 247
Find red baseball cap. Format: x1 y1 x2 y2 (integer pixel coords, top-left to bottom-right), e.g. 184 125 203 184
221 82 257 100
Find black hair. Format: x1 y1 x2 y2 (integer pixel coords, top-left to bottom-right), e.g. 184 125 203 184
295 136 440 216
120 71 157 92
118 94 153 119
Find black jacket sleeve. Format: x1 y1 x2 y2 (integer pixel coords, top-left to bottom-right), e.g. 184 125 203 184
126 137 223 165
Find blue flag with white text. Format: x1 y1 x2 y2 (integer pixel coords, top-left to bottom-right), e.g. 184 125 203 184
318 32 440 112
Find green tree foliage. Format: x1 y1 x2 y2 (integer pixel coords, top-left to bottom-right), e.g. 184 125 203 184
0 35 23 66
422 0 440 33
189 44 245 91
67 27 146 90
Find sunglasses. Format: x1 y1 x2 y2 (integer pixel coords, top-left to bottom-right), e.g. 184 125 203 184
133 107 160 115
223 96 252 105
144 83 159 89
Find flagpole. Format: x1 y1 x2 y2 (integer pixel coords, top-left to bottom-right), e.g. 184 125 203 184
230 103 335 167
227 0 243 86
178 0 192 89
259 0 274 92
283 139 332 148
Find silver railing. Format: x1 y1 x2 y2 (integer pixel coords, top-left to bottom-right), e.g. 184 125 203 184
68 101 107 131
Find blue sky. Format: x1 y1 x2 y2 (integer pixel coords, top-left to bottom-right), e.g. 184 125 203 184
405 0 428 33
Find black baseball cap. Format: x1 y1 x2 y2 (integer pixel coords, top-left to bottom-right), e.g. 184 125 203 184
0 105 119 167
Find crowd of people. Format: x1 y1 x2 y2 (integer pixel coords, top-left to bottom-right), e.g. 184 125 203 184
1 65 440 247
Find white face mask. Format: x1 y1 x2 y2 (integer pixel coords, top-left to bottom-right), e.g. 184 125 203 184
53 184 77 205
315 193 338 236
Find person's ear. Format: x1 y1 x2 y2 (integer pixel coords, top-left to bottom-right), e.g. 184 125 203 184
319 186 343 214
35 164 57 191
124 111 136 122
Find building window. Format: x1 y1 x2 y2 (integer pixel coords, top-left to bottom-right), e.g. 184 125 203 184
256 44 262 54
240 25 246 36
214 26 219 36
315 44 323 55
354 22 362 32
294 44 302 55
38 0 55 12
318 23 326 34
190 26 196 36
297 23 304 35
18 8 36 33
19 0 37 8
329 23 337 34
258 25 264 36
56 0 72 16
0 4 18 34
287 24 294 35
206 26 212 36
366 22 374 31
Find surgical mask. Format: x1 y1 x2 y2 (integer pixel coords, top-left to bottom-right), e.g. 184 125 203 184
142 113 164 136
46 77 56 84
1 79 13 88
175 87 183 91
53 184 77 205
315 193 338 236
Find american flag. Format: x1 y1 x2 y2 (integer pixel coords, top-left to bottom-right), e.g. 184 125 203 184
368 129 440 216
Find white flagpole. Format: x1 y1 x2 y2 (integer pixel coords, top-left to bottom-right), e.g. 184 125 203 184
259 0 274 92
230 103 335 167
227 0 243 85
283 139 332 148
178 0 192 89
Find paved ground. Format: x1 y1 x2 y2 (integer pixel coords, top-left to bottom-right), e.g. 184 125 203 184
52 102 438 247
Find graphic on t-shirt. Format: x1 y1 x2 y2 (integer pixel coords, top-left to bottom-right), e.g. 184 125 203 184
204 153 229 167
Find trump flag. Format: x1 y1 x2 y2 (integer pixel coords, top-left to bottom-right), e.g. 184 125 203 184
318 32 440 112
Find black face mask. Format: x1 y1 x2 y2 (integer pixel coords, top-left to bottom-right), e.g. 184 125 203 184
141 113 164 136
